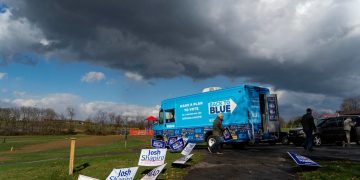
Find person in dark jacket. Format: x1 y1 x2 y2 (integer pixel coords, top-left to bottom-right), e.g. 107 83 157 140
209 113 225 154
301 108 316 151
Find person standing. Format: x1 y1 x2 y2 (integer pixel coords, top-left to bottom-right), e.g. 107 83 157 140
301 108 316 152
209 113 225 154
343 117 356 147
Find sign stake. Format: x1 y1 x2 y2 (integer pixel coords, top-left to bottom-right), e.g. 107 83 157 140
69 138 76 175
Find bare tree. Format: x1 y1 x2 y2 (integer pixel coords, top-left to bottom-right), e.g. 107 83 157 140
114 114 124 130
340 96 360 114
66 107 76 134
66 107 75 120
108 112 116 124
94 110 108 135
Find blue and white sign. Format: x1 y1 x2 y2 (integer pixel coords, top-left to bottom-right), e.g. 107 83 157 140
78 174 99 180
106 167 138 180
173 154 193 164
267 96 278 121
167 136 178 146
138 149 167 166
140 163 167 180
169 138 185 151
151 139 166 148
181 143 196 156
208 98 237 115
223 127 233 141
287 152 320 167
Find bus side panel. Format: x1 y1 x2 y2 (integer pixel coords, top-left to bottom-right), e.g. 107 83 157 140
154 85 278 143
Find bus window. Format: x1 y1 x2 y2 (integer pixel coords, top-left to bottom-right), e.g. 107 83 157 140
165 109 175 123
159 110 164 124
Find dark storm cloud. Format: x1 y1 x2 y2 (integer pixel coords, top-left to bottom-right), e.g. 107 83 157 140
3 0 360 98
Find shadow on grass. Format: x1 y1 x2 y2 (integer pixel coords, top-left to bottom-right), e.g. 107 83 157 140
141 167 168 174
292 165 320 173
73 162 90 173
171 163 191 168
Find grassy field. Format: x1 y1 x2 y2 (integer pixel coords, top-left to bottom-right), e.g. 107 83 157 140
294 160 360 180
0 135 201 180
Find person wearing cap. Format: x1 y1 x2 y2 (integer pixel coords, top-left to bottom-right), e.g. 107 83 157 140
343 117 356 147
209 113 225 154
301 108 316 152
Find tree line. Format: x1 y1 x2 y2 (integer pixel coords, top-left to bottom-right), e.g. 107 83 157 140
283 96 360 128
0 106 148 136
1 96 359 135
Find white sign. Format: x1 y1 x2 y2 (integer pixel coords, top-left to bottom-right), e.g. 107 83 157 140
140 163 167 180
106 167 138 180
181 143 196 156
208 98 237 114
138 149 167 166
182 137 189 145
78 174 99 180
173 154 193 164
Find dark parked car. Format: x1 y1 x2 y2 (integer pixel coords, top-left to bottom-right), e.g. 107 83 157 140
288 118 326 146
288 115 360 146
314 115 360 146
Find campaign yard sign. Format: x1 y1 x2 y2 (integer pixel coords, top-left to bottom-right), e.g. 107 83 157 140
181 143 196 156
78 174 99 180
182 137 189 145
138 149 167 166
140 163 167 180
223 127 233 141
287 152 320 167
151 139 166 149
106 167 138 180
169 138 185 151
173 154 193 164
167 136 178 146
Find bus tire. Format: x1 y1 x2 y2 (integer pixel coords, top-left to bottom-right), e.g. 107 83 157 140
207 136 217 147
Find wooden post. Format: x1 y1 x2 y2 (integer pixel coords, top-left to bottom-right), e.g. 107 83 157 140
125 119 128 149
69 138 76 175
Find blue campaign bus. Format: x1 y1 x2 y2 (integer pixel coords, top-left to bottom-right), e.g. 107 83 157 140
153 84 281 145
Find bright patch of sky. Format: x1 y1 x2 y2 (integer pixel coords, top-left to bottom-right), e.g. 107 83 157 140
0 3 7 13
0 56 253 119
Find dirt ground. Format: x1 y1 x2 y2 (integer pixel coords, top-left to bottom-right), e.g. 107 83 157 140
5 135 123 154
0 157 11 161
184 144 360 180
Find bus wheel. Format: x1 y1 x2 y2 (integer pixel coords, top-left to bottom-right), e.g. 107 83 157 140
207 136 216 147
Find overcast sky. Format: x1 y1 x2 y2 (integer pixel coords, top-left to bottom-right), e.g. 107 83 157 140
1 0 360 120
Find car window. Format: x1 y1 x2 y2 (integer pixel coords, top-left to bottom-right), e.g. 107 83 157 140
316 118 327 127
336 118 344 127
354 117 360 127
323 118 337 127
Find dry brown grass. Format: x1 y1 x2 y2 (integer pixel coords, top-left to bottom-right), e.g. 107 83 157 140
6 135 123 154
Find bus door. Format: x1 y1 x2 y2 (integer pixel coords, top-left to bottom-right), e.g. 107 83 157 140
265 94 280 133
259 94 267 133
